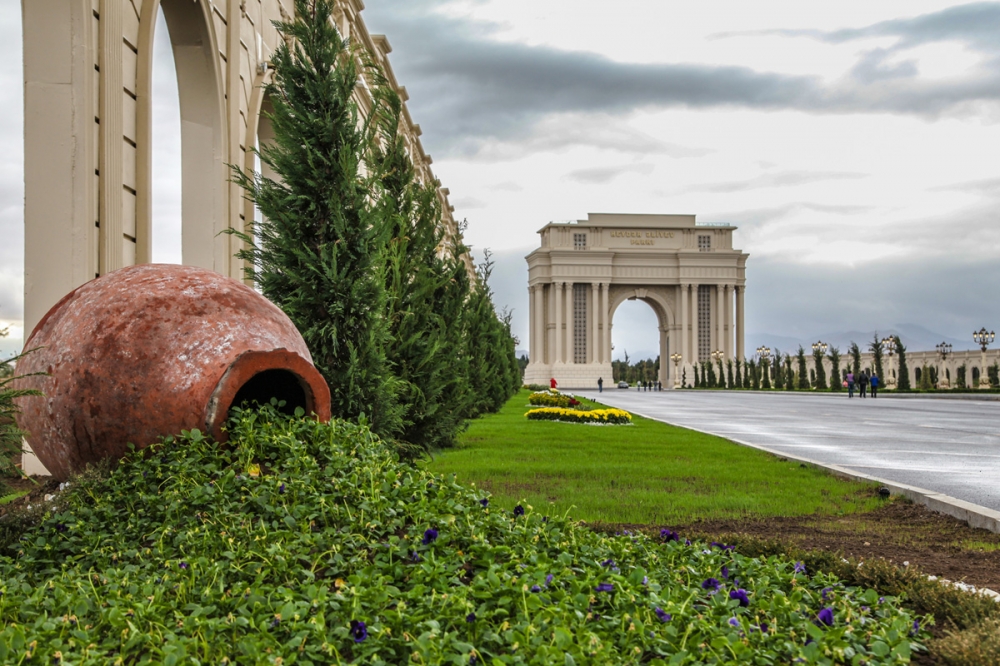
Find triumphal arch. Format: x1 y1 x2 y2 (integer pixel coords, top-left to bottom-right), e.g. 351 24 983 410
21 0 457 335
523 214 749 389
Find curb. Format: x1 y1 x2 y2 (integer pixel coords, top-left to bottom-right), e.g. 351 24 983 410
582 395 1000 535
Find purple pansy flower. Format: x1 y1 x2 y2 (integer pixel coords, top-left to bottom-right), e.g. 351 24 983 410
595 582 614 593
546 574 554 586
531 585 541 593
794 561 806 574
728 617 740 627
817 607 834 627
466 612 476 623
721 565 729 579
279 483 286 494
513 505 525 517
729 588 750 607
479 498 488 508
654 607 671 623
702 578 721 591
179 562 188 570
350 619 368 642
660 528 679 542
821 587 833 600
422 528 438 545
642 576 648 586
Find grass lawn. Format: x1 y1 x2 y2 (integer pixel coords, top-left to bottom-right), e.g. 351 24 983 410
426 388 883 525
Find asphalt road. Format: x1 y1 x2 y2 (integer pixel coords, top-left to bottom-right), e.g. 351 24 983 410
575 390 1000 512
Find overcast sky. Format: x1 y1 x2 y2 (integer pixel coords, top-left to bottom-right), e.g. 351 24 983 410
4 1 1000 359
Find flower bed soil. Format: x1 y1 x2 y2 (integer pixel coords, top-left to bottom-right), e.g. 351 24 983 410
596 498 1000 591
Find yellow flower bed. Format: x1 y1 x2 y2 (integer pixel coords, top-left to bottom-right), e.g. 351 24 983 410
525 407 632 425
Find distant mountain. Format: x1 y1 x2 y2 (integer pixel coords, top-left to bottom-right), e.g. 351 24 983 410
748 324 973 357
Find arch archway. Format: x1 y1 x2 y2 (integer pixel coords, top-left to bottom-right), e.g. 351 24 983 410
136 0 228 271
608 287 676 387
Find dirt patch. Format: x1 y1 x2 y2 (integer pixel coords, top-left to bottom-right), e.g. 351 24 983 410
599 499 1000 590
0 475 61 517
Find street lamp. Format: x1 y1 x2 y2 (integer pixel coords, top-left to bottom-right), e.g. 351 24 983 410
883 337 897 388
756 346 771 389
711 349 725 388
670 352 682 388
936 341 952 389
812 340 828 355
974 328 995 388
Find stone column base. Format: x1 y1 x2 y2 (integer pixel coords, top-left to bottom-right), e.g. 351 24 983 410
524 362 616 390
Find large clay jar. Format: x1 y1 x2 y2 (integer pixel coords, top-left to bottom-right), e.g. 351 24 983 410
17 264 331 480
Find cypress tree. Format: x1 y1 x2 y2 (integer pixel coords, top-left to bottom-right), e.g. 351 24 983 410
956 363 967 389
716 359 726 388
895 336 910 390
705 362 717 388
812 345 827 390
784 357 794 391
828 346 842 391
230 0 402 437
796 346 809 390
734 359 743 389
869 333 885 381
727 359 734 390
849 342 862 377
761 358 771 389
772 351 783 389
750 359 760 390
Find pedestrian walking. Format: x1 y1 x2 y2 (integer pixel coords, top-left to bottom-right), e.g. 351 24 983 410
598 377 603 393
870 373 879 398
550 377 557 390
847 371 855 398
858 371 869 398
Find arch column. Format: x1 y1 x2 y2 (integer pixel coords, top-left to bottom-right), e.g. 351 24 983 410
736 286 745 361
725 284 734 360
554 281 563 365
591 283 599 363
691 283 700 365
533 285 545 364
565 281 575 363
716 284 726 359
602 282 611 364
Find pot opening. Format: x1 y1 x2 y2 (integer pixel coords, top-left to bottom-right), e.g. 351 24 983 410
228 369 308 416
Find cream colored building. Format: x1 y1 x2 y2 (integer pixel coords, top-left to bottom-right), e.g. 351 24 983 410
524 214 749 389
22 0 460 338
21 0 460 475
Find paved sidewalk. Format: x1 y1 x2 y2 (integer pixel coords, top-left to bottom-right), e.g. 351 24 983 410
575 390 1000 512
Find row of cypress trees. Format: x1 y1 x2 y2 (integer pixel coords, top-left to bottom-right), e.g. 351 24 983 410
229 0 519 456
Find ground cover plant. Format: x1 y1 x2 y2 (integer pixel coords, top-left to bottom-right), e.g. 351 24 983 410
428 390 883 525
0 406 927 664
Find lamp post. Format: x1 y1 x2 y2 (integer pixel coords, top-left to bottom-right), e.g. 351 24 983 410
711 349 725 388
671 352 682 388
936 341 952 389
882 336 896 388
756 346 771 389
974 328 995 388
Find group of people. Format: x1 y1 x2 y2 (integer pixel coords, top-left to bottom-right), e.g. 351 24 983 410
845 370 880 398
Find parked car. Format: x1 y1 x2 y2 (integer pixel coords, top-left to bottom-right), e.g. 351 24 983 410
617 381 629 389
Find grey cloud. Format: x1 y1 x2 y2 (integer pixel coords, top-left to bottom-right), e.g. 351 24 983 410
715 2 1000 53
689 171 867 194
849 49 919 84
930 177 1000 194
565 163 654 185
362 2 1000 157
490 181 523 192
451 196 487 210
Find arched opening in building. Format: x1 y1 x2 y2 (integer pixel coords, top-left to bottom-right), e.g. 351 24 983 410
972 366 981 386
610 298 666 388
228 369 309 416
151 9 182 264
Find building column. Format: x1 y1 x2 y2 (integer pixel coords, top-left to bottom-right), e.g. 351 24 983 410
535 285 546 364
565 281 575 363
736 286 745 362
602 282 611 364
716 285 725 358
660 327 669 386
725 284 734 360
680 284 689 365
554 282 563 365
691 284 700 365
528 286 536 364
591 283 599 364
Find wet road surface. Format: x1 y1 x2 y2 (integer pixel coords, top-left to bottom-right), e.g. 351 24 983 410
575 390 1000 512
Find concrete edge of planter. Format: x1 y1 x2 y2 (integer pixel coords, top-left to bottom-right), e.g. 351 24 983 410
617 405 1000 535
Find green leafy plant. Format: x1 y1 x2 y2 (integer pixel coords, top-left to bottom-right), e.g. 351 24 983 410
869 333 885 382
0 407 928 664
0 350 43 489
797 346 809 390
849 342 862 378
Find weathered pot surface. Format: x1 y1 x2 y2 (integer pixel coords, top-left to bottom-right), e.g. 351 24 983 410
17 264 331 480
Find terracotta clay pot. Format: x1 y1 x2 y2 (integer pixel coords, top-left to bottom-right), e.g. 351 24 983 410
17 264 331 480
